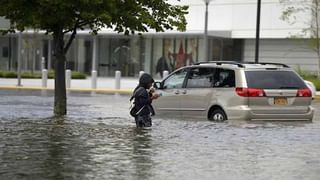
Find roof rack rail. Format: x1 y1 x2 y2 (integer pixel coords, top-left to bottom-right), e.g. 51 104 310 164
193 61 290 68
243 62 290 68
194 61 244 68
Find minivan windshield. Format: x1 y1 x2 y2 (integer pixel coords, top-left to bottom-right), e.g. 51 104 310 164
245 71 307 89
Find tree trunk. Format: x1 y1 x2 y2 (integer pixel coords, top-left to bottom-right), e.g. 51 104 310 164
53 29 67 116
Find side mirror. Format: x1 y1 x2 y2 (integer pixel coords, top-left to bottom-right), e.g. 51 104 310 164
154 82 162 89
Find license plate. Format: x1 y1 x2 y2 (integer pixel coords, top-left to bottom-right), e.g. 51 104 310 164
274 97 288 105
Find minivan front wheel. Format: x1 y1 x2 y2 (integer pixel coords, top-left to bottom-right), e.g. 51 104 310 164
209 109 227 122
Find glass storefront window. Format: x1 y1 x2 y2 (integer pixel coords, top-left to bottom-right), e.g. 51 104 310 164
222 39 234 61
210 38 223 61
0 37 10 70
97 37 145 77
0 33 243 77
152 37 200 79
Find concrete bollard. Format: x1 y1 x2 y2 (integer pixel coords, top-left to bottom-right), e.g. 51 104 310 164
91 70 97 89
42 69 48 88
115 70 121 89
66 69 71 89
139 71 145 78
163 70 169 78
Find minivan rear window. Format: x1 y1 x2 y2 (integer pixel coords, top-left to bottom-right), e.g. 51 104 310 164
245 71 307 89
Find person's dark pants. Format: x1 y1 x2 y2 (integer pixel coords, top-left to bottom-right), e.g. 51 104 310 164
135 114 152 128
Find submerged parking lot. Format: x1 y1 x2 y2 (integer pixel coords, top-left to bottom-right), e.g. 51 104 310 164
0 90 320 180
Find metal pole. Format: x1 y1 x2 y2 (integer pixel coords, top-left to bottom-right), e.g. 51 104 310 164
91 36 98 89
17 32 22 87
48 39 52 70
204 1 209 61
92 36 97 71
220 39 224 60
255 0 261 63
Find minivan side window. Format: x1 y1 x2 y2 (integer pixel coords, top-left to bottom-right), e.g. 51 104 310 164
163 69 188 89
186 68 215 88
214 69 235 88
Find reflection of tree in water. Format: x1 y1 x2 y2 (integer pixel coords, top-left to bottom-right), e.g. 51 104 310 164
131 129 154 180
0 117 157 179
0 118 91 179
43 117 91 179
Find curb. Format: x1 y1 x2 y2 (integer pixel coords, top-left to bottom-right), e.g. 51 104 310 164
0 86 133 95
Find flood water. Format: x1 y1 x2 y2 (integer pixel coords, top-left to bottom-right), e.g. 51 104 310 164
0 90 320 180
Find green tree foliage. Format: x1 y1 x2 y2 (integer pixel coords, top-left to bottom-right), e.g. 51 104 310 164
0 0 188 116
280 0 320 76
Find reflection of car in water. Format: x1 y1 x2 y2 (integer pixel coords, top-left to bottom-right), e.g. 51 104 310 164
153 61 314 121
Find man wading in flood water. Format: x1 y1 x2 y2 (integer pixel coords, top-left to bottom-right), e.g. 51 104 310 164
130 73 160 128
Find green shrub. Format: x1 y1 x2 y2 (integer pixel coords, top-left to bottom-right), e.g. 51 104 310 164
47 70 86 79
295 70 320 91
299 72 317 80
297 69 320 91
0 70 86 79
295 67 317 79
21 72 42 79
303 78 320 91
3 71 17 78
48 70 55 79
71 71 86 79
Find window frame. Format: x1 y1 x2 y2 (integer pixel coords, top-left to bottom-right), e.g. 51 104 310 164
185 67 216 89
161 67 189 89
213 68 236 88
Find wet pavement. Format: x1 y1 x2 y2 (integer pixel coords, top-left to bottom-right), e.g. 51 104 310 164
0 90 320 180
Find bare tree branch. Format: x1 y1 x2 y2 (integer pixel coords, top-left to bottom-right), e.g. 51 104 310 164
64 24 78 54
63 19 98 34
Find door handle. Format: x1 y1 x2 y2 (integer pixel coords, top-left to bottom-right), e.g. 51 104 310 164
174 90 180 95
182 90 187 94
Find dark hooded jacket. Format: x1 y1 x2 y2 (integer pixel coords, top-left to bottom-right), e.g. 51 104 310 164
131 73 155 116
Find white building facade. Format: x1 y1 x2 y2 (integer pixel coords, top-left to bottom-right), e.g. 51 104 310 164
175 0 317 72
0 0 317 77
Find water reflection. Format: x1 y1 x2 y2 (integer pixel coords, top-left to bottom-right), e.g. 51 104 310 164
43 117 91 180
0 117 93 179
0 92 319 180
131 129 154 180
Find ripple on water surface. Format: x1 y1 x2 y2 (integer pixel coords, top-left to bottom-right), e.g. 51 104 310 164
0 92 319 180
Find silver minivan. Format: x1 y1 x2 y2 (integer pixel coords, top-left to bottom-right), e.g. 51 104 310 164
153 62 314 121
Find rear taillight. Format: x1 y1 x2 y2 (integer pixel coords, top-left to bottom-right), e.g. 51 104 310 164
236 87 266 97
297 88 311 97
235 87 247 97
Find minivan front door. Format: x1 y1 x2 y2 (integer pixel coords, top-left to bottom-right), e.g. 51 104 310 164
153 69 188 118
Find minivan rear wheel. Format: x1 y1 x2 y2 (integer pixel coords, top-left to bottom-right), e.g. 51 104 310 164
209 109 227 122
